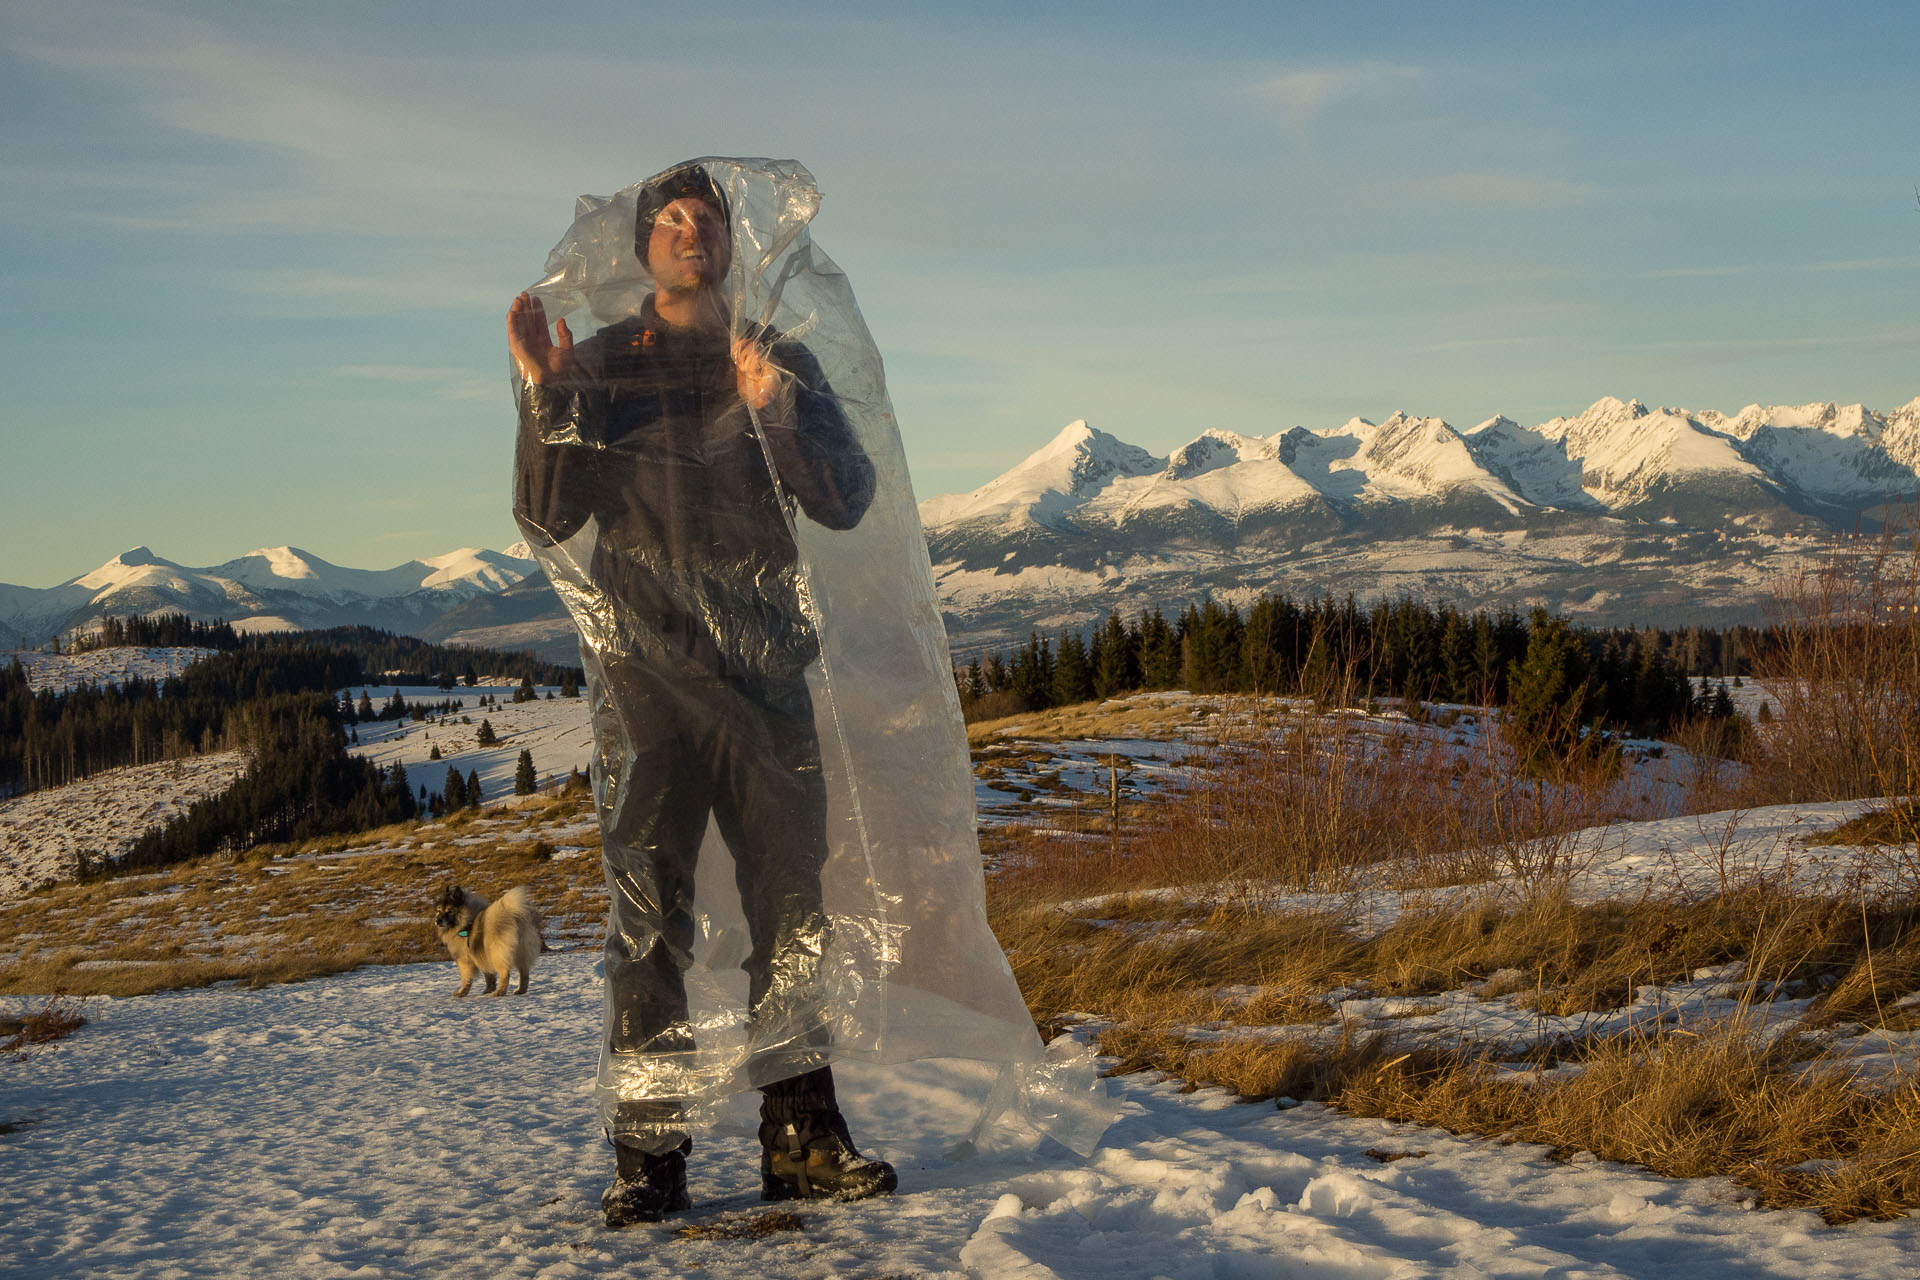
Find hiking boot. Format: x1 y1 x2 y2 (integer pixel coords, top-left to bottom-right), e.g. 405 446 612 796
757 1067 898 1202
602 1139 692 1227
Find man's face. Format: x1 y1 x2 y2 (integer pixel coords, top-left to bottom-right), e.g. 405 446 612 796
646 196 730 293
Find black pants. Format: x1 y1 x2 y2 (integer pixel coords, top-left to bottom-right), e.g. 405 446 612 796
594 657 833 1087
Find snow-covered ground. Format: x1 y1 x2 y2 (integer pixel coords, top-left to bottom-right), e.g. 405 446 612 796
342 683 595 806
1050 799 1920 1086
0 675 592 900
0 751 249 897
4 646 216 694
5 949 1919 1279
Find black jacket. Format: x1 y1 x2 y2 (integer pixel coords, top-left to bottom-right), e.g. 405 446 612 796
515 298 875 686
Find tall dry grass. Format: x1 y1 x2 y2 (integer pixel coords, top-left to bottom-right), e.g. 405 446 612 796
993 680 1653 907
992 881 1920 1222
1742 531 1920 815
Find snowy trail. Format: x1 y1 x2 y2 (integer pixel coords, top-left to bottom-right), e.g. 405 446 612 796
5 953 1918 1279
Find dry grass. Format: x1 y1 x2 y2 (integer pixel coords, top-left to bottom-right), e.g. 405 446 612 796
994 874 1913 1035
966 694 1222 749
990 868 1920 1222
675 1209 807 1240
988 698 1652 905
1737 529 1920 834
1 994 88 1053
0 792 610 999
1810 804 1920 849
1337 1020 1920 1223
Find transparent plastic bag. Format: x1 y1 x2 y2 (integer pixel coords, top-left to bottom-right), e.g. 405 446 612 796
510 157 1108 1156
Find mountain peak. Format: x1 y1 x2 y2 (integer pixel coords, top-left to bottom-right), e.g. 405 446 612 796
238 546 326 581
1050 419 1096 446
916 420 1165 530
115 546 159 566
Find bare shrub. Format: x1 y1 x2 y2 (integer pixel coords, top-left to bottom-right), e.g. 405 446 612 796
1743 530 1920 812
1 995 87 1053
990 684 1644 906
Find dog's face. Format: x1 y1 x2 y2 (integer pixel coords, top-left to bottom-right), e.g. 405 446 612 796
432 884 470 935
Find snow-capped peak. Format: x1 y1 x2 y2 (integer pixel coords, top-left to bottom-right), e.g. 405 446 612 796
1163 429 1278 481
72 547 185 591
240 546 326 581
918 420 1164 529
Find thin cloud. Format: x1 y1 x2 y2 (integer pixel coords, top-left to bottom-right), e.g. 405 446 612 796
1244 63 1426 143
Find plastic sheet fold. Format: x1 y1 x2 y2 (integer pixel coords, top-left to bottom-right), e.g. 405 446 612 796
509 157 1108 1157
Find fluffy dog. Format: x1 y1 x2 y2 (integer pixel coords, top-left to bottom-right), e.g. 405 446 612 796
433 883 543 997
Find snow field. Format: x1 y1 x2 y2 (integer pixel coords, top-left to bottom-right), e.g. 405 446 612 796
342 682 595 807
6 646 216 695
6 951 1920 1278
0 751 249 897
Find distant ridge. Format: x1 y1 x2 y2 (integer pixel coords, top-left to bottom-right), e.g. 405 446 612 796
919 397 1920 648
9 395 1918 659
0 545 543 655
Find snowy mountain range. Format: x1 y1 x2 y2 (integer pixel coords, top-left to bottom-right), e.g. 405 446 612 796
0 544 541 653
922 396 1920 647
8 396 1918 659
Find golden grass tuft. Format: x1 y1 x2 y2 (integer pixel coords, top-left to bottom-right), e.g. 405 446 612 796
990 862 1920 1221
1 994 88 1053
674 1209 807 1240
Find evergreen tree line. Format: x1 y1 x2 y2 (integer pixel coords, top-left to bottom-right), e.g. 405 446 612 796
248 626 583 689
0 645 363 797
956 594 1737 740
120 693 419 870
71 615 243 653
342 689 469 725
2 625 587 800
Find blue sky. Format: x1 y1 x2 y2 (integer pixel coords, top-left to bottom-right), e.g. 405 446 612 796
4 0 1918 587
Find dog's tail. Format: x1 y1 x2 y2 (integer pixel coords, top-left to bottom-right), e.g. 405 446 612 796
498 885 547 951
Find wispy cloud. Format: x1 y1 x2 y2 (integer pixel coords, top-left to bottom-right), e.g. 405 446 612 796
1244 63 1426 143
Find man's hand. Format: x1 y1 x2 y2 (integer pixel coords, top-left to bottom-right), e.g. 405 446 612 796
733 336 794 417
508 292 574 385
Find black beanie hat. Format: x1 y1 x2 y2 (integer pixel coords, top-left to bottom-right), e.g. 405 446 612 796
633 163 732 260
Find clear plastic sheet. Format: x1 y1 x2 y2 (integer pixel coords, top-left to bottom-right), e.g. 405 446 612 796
510 158 1109 1157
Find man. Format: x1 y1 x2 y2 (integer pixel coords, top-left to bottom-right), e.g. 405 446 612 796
508 163 894 1227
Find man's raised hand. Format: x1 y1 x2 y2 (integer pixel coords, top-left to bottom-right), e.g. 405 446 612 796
508 292 574 385
732 336 793 416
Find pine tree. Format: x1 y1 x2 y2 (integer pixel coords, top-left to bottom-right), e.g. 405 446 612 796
428 743 442 761
476 718 498 747
465 769 482 808
1138 609 1180 689
356 690 375 720
385 762 416 819
444 765 466 810
560 670 580 697
1093 610 1139 697
965 657 986 702
1504 610 1596 775
514 748 537 795
513 674 536 704
1052 631 1094 706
